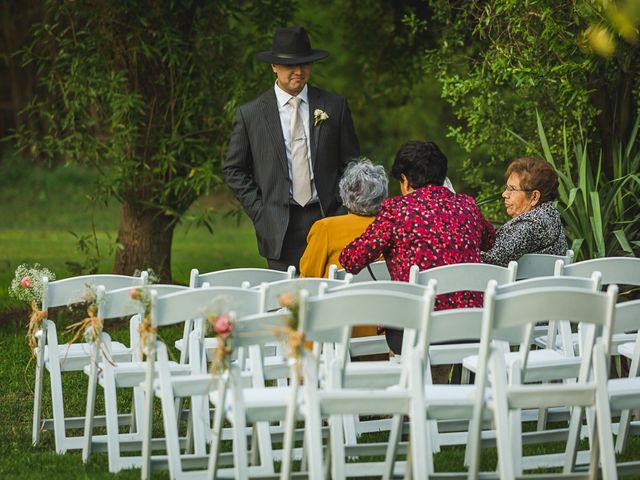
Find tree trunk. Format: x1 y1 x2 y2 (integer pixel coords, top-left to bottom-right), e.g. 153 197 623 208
114 200 175 283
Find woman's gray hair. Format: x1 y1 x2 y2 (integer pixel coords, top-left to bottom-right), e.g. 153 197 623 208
339 158 388 216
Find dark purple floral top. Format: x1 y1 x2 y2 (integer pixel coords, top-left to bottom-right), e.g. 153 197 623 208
339 185 496 310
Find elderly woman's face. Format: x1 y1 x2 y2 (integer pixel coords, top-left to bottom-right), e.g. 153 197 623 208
502 172 538 217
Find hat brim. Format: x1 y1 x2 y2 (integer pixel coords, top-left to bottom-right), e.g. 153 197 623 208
255 49 329 65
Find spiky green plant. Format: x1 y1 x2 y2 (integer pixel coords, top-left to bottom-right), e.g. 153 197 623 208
534 113 640 260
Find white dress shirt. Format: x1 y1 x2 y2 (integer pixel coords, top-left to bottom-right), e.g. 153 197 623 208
274 82 319 203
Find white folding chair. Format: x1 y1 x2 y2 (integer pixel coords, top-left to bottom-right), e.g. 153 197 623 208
204 308 298 480
280 286 434 480
515 249 574 280
81 284 188 472
550 256 640 358
466 281 618 479
32 272 147 453
605 299 640 456
140 286 265 480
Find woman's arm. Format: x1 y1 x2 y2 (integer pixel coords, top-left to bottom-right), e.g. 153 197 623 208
339 200 394 274
481 218 536 266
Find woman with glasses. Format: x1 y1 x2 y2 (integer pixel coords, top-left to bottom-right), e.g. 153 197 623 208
482 156 568 266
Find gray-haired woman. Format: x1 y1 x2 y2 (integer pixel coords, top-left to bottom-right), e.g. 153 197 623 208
300 158 388 278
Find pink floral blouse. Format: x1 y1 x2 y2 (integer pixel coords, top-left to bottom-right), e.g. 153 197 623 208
339 185 496 310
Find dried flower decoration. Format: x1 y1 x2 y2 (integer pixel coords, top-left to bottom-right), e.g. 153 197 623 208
275 292 305 366
64 285 113 365
8 263 56 354
129 287 155 357
208 313 235 375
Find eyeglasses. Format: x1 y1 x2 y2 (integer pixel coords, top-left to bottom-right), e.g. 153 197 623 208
503 184 533 193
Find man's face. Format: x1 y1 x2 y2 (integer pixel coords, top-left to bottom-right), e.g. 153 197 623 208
272 63 312 96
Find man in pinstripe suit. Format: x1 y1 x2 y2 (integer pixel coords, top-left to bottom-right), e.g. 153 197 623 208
223 26 360 272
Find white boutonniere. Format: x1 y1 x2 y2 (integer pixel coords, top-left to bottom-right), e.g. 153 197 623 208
313 109 329 127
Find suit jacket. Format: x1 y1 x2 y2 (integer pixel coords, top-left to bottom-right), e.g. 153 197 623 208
223 85 360 259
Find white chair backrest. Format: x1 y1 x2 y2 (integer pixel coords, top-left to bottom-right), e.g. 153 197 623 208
555 256 640 286
258 277 349 311
189 266 295 288
516 249 574 280
333 260 391 283
328 280 428 296
612 299 640 335
299 286 435 370
481 281 618 379
41 272 148 310
409 261 517 292
152 286 263 330
97 284 188 320
497 272 602 295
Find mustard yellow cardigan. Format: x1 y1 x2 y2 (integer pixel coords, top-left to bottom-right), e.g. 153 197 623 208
300 213 374 278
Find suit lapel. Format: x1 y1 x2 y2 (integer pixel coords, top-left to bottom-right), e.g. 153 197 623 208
308 86 323 168
260 90 288 172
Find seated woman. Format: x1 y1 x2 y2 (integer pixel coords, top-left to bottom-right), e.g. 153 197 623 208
300 158 388 278
340 141 495 358
482 156 568 266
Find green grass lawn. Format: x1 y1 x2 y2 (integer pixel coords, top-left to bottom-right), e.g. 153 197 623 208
1 160 639 478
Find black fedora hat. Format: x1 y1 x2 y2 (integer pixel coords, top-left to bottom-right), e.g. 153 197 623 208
256 26 329 65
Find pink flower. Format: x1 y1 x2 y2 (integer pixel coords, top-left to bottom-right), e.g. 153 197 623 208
278 293 295 308
129 288 140 300
214 314 233 338
20 276 32 289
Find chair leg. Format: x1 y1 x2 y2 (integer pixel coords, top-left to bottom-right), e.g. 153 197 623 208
329 414 346 480
32 337 46 446
82 358 99 463
208 379 228 479
615 409 631 453
103 367 124 473
563 405 584 474
280 378 300 480
382 414 403 480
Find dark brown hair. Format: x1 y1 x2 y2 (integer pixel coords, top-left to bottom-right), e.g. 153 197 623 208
506 157 559 203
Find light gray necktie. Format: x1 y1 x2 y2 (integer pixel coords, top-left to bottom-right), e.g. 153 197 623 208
289 96 311 206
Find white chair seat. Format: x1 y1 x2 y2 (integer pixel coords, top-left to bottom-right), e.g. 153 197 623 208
618 341 636 359
607 377 640 411
463 349 581 383
211 386 300 423
343 360 402 388
423 384 491 420
45 342 130 371
84 360 191 388
536 332 637 354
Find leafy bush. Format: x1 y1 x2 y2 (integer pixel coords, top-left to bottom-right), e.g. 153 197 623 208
516 113 640 260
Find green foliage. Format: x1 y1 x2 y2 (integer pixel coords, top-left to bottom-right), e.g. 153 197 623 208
415 0 640 198
515 113 640 260
16 0 291 223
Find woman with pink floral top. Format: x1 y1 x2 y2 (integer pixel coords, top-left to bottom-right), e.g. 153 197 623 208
339 140 495 355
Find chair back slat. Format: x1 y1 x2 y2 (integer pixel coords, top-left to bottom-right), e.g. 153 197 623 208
259 278 347 311
557 257 640 286
153 287 262 327
189 267 295 288
613 299 640 334
42 273 147 310
99 284 188 319
300 289 431 344
329 280 427 296
232 311 292 348
427 308 484 344
410 262 517 293
516 250 574 280
498 273 600 294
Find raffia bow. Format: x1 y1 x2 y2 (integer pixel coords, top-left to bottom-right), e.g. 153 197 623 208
138 314 157 358
64 305 114 365
27 301 47 356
